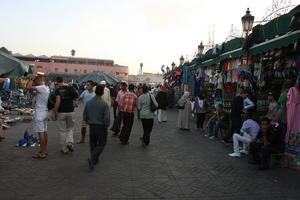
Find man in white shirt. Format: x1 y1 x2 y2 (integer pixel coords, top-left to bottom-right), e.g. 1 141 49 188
100 81 111 106
77 80 95 144
27 74 50 159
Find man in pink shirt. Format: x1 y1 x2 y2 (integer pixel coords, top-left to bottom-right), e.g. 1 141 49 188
118 84 137 144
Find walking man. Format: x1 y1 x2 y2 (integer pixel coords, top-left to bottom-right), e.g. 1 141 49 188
155 85 168 122
77 80 95 144
51 77 78 154
119 84 138 144
84 85 110 171
111 82 127 137
27 74 50 159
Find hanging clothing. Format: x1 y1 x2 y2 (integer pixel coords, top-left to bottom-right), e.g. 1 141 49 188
194 72 201 98
183 66 189 84
285 86 300 142
2 78 10 90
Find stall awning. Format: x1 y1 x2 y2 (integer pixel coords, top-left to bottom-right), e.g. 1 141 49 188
249 29 300 55
0 51 29 78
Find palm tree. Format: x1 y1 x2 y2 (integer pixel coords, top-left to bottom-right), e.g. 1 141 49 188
71 49 75 57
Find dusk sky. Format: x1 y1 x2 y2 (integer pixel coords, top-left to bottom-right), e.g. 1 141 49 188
1 0 299 74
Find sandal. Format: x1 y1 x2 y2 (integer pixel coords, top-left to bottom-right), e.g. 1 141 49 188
33 153 47 159
39 152 48 156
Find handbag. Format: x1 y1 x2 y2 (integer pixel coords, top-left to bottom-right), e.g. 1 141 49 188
149 94 157 112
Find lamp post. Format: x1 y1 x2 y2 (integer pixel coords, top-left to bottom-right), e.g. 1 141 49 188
241 8 254 89
241 8 255 37
180 55 184 66
171 62 176 70
198 41 205 55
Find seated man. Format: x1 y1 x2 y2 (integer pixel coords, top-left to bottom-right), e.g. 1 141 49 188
229 112 260 157
206 104 229 139
248 117 282 170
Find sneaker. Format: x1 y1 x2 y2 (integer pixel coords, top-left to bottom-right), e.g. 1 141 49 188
209 136 215 140
239 150 248 154
67 144 74 152
228 152 241 157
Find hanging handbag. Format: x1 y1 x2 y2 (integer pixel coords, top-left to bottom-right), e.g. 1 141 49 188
149 94 157 112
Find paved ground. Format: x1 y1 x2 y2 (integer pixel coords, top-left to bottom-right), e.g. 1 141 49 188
0 106 300 200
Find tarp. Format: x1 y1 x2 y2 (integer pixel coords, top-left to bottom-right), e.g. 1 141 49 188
249 30 300 55
77 71 120 85
0 51 29 78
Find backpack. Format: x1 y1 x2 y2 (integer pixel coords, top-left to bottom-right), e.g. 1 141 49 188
47 90 56 110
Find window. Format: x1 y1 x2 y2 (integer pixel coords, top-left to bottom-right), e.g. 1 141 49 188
84 69 87 74
74 69 78 73
78 61 86 64
54 68 58 72
65 68 68 72
116 72 120 75
88 62 96 65
125 73 128 76
68 60 76 64
37 65 43 69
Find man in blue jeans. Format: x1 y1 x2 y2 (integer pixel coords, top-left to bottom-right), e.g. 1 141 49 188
206 104 229 139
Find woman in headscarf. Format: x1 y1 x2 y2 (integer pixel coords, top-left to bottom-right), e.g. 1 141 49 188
177 92 191 130
156 85 168 122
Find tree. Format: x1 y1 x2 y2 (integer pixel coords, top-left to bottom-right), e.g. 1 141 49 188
225 24 242 42
71 49 75 57
258 0 295 24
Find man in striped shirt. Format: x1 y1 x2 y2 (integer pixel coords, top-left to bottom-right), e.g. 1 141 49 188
119 84 138 144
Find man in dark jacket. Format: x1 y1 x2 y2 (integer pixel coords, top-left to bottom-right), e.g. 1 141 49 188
84 85 110 171
156 85 168 122
225 90 247 142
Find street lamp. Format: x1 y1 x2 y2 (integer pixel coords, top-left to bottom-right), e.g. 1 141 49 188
180 55 184 66
241 8 255 37
198 41 205 54
171 62 176 70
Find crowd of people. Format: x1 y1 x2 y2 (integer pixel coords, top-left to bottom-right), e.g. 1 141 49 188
14 73 299 172
27 74 165 171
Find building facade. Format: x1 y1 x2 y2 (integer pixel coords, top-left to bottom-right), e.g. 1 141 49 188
128 72 163 86
13 54 129 80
